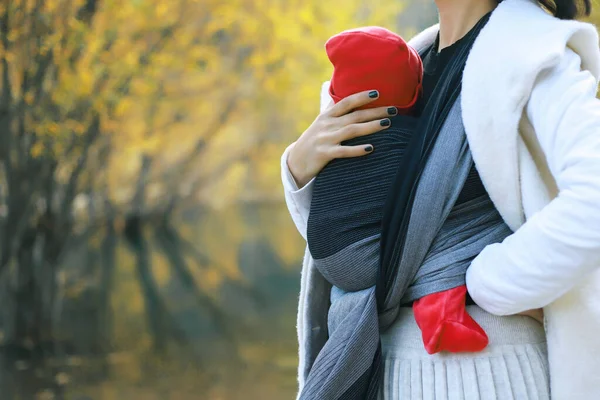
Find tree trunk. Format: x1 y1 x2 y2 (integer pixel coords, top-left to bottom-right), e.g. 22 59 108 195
98 219 117 354
124 208 172 354
11 228 65 399
154 223 238 356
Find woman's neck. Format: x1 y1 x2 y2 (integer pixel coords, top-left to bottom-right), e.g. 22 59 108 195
435 0 497 50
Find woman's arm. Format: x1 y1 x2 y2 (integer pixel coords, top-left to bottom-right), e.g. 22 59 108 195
281 142 316 240
281 88 397 240
466 48 600 316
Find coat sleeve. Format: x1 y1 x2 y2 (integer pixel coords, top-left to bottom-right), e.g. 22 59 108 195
281 143 315 241
281 81 332 241
466 48 600 315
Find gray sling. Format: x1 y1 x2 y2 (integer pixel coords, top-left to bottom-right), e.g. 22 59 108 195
299 97 513 399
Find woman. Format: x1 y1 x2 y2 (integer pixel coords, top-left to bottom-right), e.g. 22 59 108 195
281 0 600 399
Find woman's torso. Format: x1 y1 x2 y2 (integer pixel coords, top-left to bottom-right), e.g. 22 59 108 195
378 18 549 399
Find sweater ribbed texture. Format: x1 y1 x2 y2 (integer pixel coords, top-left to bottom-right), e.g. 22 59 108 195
378 306 549 399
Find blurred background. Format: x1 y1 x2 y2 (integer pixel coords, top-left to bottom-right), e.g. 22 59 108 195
0 1 596 399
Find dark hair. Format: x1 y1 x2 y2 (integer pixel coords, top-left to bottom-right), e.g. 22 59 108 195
539 0 592 19
498 0 592 19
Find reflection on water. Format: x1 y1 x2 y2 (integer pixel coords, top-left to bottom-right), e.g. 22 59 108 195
0 347 299 399
0 204 304 399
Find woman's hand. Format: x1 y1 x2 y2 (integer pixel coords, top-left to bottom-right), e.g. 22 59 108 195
287 90 397 188
517 308 544 325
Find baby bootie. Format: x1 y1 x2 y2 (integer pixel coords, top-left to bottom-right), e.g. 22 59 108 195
412 285 488 354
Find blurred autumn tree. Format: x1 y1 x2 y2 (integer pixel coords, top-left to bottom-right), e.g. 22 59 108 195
0 0 406 398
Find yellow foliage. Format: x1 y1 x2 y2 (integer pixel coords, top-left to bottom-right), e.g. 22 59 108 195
1 0 408 353
31 142 45 158
0 2 429 397
1 0 408 262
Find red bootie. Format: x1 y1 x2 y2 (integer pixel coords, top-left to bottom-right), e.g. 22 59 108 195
413 285 488 354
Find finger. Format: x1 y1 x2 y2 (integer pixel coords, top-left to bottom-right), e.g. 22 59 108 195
329 144 374 159
338 105 397 126
326 90 380 118
334 118 391 142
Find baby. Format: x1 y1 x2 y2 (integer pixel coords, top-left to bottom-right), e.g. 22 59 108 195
307 26 488 354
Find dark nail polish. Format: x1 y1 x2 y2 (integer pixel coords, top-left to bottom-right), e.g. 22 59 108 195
364 145 373 152
387 107 397 116
369 90 379 98
380 119 390 127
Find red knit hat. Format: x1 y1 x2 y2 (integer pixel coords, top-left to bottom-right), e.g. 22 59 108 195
325 26 423 114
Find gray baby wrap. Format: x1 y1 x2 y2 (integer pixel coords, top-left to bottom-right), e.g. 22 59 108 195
301 98 514 400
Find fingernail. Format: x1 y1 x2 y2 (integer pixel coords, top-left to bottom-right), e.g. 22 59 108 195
380 119 390 127
387 107 397 116
369 90 379 98
364 145 373 152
